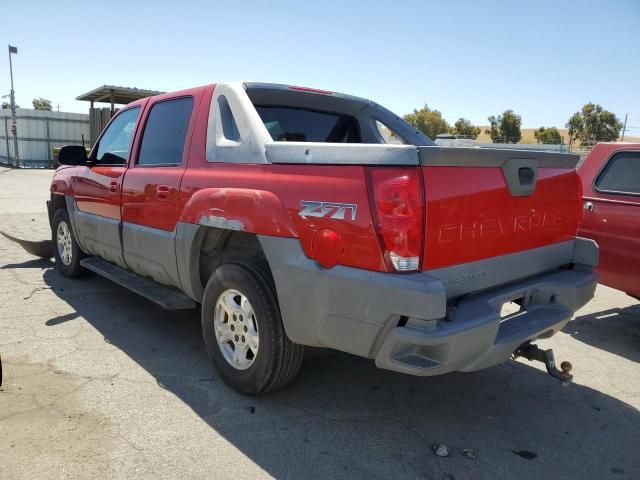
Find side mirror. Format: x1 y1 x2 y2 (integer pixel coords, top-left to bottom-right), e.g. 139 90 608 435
57 145 88 166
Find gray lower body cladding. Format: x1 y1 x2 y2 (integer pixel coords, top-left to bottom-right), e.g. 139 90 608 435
259 236 598 377
66 198 127 269
121 222 181 288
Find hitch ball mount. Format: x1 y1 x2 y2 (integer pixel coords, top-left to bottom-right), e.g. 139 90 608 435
513 343 573 386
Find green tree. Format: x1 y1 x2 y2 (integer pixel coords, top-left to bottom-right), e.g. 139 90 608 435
404 104 450 140
450 118 481 139
1 101 19 109
534 126 562 144
566 112 582 145
485 110 522 143
565 103 622 145
32 98 52 111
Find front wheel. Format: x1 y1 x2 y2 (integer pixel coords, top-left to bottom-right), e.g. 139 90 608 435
201 263 303 395
51 209 87 277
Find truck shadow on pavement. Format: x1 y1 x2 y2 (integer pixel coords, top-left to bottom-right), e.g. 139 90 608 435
38 265 639 480
563 304 640 363
1 257 53 270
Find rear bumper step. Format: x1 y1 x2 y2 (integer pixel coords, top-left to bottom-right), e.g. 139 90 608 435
80 257 197 310
374 268 597 376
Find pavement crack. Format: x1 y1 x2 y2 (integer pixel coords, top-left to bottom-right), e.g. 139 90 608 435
22 285 53 300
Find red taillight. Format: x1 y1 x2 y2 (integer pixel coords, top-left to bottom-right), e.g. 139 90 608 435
367 168 425 271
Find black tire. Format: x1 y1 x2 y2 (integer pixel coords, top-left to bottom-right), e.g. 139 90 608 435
51 209 87 278
201 262 304 395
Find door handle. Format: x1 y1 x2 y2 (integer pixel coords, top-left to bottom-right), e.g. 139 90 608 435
109 181 120 193
157 185 171 199
584 201 594 212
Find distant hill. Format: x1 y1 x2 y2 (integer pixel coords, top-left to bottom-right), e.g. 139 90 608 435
475 127 640 145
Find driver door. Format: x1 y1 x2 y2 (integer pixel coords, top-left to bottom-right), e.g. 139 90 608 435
71 105 144 267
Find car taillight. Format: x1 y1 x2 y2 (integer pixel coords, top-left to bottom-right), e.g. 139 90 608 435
367 168 425 272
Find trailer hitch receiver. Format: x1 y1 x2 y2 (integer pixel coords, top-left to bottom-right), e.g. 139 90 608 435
513 343 573 385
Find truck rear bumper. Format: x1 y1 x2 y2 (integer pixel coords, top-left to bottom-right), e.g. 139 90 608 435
374 268 596 376
258 236 598 377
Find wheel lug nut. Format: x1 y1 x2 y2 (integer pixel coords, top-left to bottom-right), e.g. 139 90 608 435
241 335 245 342
234 335 239 341
244 326 248 332
230 325 234 331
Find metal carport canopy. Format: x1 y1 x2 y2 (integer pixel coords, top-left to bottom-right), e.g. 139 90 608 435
76 85 164 105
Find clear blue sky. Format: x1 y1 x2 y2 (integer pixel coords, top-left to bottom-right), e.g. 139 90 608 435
3 0 639 131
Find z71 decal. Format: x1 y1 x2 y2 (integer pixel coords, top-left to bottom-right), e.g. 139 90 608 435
299 201 357 221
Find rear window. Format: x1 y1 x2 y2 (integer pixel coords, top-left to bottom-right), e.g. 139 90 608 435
595 151 640 195
255 106 360 143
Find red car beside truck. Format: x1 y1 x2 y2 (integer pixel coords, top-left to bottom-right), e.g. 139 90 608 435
49 82 597 394
578 143 640 299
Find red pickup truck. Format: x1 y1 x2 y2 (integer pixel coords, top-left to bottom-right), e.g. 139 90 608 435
49 82 598 394
578 143 640 299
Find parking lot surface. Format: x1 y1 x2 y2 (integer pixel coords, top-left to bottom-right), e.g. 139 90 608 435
0 167 638 479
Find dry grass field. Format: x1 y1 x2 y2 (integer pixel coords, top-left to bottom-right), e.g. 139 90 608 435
474 127 640 145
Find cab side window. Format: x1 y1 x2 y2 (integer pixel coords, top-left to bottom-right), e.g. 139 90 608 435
595 151 640 195
94 107 140 165
138 97 194 166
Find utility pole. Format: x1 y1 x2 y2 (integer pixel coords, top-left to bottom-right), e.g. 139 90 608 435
621 113 628 141
8 45 19 167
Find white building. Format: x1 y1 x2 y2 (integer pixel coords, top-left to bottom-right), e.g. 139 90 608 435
0 108 89 168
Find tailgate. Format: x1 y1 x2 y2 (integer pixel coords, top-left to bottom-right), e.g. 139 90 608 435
418 147 582 270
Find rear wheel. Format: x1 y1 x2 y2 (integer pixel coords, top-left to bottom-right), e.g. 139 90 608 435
52 209 87 277
201 262 303 395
